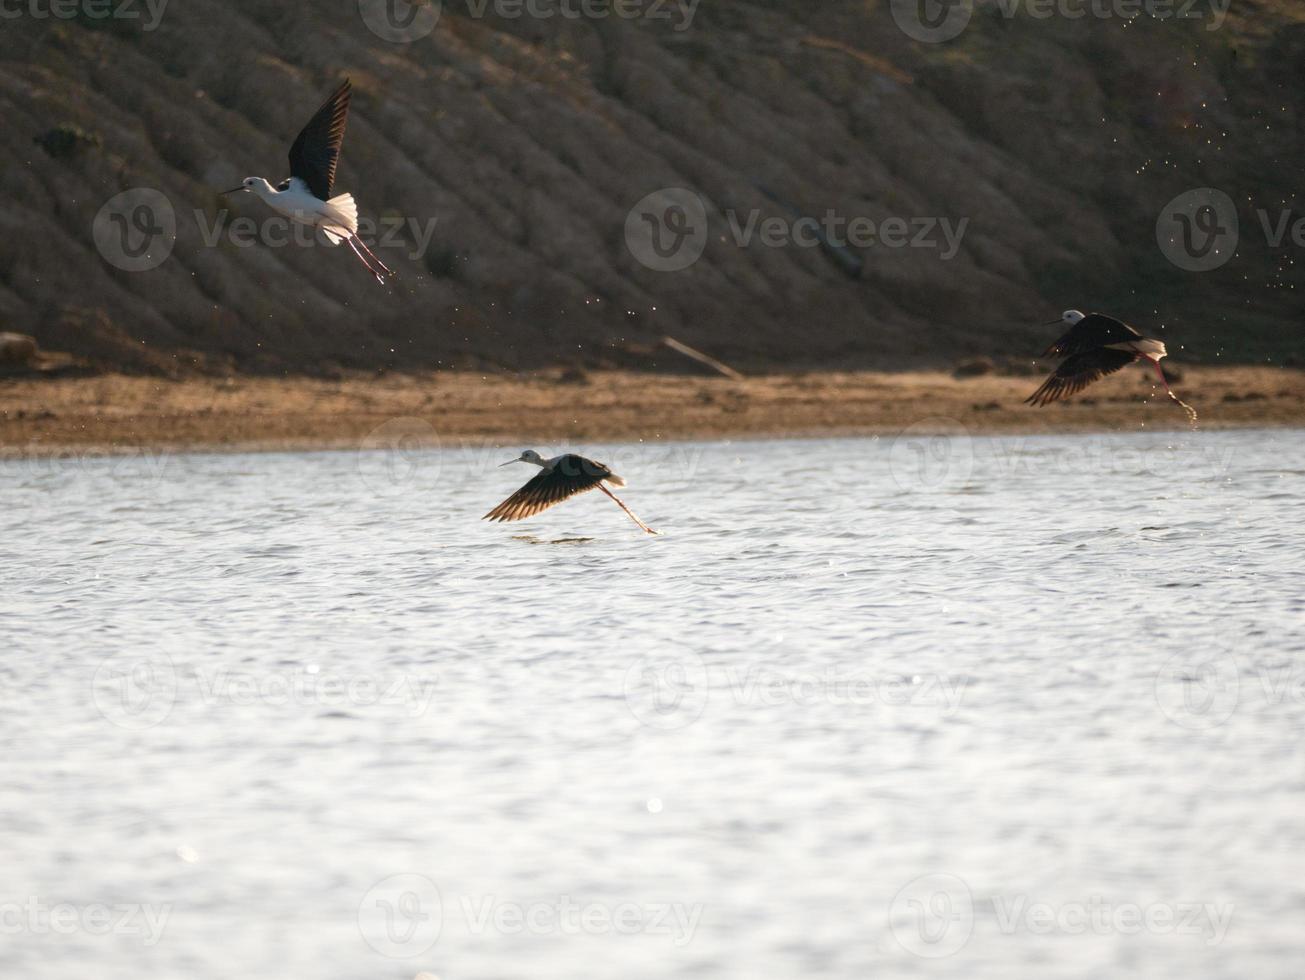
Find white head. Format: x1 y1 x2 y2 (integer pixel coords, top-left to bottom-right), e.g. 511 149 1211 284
221 177 275 198
1044 309 1086 327
500 449 545 468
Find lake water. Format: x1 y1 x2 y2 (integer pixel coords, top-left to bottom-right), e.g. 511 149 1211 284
2 427 1303 979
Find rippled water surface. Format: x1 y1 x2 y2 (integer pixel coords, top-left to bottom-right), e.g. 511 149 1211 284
3 428 1304 979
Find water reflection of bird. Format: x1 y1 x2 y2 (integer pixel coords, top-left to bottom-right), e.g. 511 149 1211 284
485 451 659 535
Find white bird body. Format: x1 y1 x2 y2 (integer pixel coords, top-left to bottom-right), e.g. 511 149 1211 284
222 79 393 283
1107 338 1167 359
244 177 359 244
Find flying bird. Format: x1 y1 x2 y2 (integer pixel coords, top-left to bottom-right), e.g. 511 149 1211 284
222 78 395 284
485 451 659 535
1026 310 1197 424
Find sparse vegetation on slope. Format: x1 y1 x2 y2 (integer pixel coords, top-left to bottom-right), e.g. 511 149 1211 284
1 0 1303 375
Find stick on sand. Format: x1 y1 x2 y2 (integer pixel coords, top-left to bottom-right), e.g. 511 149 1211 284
662 337 744 381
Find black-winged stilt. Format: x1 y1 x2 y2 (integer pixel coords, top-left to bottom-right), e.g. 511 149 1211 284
1026 310 1198 424
221 78 395 284
485 451 659 535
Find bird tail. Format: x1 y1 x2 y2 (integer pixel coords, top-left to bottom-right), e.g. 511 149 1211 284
320 193 359 245
1133 339 1167 358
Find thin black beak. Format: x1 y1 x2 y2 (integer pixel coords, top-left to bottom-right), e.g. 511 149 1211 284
1041 318 1062 326
499 459 522 467
221 186 249 195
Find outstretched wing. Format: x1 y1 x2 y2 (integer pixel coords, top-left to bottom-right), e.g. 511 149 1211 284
288 78 351 201
1025 349 1138 407
1044 313 1142 358
483 456 615 523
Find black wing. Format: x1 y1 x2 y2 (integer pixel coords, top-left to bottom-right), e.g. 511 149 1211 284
1025 349 1138 407
288 79 352 201
1044 313 1142 358
483 455 615 523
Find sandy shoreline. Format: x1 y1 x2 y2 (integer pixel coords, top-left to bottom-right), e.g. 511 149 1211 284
1 366 1302 457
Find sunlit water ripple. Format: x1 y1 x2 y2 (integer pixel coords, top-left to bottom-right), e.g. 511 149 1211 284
2 428 1303 979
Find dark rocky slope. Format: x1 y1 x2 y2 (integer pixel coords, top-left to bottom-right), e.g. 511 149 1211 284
2 0 1303 374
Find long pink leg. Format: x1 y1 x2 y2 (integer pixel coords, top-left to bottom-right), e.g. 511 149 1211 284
351 234 395 278
345 236 386 284
598 484 659 535
1147 357 1199 427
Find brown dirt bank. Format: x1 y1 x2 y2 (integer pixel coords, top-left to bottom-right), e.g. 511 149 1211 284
1 366 1301 457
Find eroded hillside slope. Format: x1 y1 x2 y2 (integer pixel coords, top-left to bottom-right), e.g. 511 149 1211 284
1 0 1303 374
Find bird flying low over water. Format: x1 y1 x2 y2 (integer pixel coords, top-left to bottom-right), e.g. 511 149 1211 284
1026 310 1198 425
485 451 659 535
221 78 395 284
